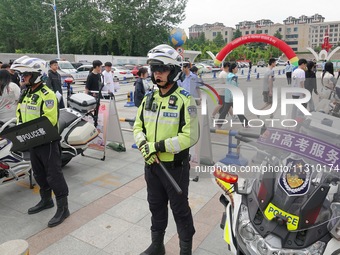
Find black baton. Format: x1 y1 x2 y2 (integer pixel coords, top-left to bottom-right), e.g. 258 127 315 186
158 160 183 195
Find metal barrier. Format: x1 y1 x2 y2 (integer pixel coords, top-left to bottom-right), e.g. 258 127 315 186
210 128 248 166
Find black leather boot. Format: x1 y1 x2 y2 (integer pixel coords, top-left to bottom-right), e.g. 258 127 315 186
180 239 192 255
48 197 70 228
140 231 165 255
28 189 54 214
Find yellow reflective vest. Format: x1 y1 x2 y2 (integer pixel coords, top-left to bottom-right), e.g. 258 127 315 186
16 83 59 127
133 83 199 162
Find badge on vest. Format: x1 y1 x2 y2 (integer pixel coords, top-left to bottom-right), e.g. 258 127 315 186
168 95 178 110
45 100 54 109
163 112 178 118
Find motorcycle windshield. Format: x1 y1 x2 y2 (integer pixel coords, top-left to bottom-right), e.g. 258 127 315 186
244 128 340 235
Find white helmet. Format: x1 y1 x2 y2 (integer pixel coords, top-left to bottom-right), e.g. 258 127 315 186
10 56 48 85
147 44 182 85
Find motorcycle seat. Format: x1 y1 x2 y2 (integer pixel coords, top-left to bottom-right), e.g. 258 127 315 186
58 110 79 134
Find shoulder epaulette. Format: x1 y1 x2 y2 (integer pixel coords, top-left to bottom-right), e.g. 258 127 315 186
41 87 49 95
180 89 190 98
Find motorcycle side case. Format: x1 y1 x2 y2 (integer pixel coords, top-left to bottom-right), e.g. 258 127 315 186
66 120 99 147
300 112 340 147
68 93 97 113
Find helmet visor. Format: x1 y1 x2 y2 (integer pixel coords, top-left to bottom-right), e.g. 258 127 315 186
150 65 171 73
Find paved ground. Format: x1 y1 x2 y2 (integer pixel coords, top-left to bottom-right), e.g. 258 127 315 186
0 66 326 255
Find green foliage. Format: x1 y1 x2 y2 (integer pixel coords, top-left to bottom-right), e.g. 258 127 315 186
0 0 188 56
232 29 242 40
273 30 283 39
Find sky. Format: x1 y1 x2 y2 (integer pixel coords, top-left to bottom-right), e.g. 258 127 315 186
178 0 340 37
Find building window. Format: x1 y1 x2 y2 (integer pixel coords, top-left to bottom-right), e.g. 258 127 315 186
251 30 255 34
224 38 228 43
287 28 291 33
225 31 228 35
245 31 249 34
335 38 338 42
265 29 268 33
294 27 298 32
279 28 282 32
213 32 216 36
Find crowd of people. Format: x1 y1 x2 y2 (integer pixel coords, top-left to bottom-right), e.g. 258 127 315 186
1 47 340 254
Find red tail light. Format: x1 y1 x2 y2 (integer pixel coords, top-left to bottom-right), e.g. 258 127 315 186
0 162 9 170
213 167 238 184
65 77 73 84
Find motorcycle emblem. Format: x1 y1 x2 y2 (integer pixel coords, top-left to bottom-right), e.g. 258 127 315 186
279 157 311 196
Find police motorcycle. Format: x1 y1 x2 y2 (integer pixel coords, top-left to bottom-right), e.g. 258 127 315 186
212 124 340 255
0 58 99 187
316 74 340 118
0 118 32 187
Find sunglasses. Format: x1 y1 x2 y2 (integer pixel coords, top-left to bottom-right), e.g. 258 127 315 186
150 65 171 73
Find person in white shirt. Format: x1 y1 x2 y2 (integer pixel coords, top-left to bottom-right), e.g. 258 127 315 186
211 62 234 121
0 69 20 124
291 58 307 119
101 62 118 98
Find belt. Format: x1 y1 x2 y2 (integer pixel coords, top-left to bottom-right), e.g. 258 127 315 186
161 159 189 168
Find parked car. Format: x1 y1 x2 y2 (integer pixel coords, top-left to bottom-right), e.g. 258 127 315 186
275 58 287 66
111 66 134 80
257 60 266 67
70 62 84 69
124 64 140 77
56 60 76 84
194 63 213 74
72 64 92 84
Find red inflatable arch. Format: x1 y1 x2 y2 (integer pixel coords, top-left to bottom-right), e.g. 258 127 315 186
215 34 299 67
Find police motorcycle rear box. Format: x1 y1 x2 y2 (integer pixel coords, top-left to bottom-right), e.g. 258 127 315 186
299 111 340 147
68 93 97 113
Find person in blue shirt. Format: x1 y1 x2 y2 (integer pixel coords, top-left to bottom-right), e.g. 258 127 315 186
177 62 202 105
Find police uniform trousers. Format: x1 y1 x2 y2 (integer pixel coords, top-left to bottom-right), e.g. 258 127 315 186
145 158 195 241
30 140 69 199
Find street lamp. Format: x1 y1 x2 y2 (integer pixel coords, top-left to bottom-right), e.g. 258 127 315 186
42 0 60 59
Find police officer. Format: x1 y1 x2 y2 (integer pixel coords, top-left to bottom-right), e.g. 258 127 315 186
11 57 69 228
133 44 199 255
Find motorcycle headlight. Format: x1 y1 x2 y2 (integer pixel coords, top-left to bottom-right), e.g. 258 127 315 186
256 240 269 255
239 223 256 241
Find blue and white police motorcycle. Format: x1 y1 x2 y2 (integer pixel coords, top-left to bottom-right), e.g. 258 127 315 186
213 117 340 255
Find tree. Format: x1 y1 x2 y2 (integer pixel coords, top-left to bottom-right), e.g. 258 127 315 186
273 30 283 40
0 0 188 56
213 33 225 48
232 29 242 40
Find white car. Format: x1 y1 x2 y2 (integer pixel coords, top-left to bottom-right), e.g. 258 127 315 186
72 64 92 84
72 65 134 84
111 66 134 81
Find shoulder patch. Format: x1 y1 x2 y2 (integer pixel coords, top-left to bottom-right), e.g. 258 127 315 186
180 89 190 98
45 99 55 109
41 88 49 95
187 105 197 118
